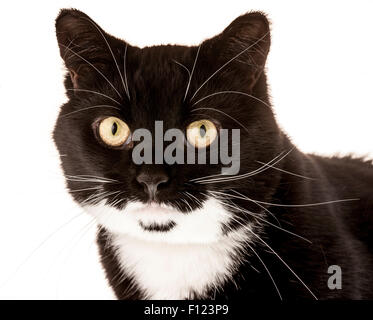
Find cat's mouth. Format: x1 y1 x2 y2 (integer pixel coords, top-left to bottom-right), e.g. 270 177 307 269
139 220 176 232
127 202 180 233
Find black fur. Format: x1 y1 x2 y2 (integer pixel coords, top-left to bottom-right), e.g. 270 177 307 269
53 9 373 300
139 221 176 232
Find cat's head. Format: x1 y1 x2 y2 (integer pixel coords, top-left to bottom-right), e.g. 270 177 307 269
53 9 283 244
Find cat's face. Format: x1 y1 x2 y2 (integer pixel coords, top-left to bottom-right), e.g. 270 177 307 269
54 9 282 244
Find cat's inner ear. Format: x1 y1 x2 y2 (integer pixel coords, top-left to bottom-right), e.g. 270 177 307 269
55 8 122 89
69 69 79 89
209 12 271 89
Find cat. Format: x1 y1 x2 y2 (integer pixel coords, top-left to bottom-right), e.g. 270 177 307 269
53 8 373 300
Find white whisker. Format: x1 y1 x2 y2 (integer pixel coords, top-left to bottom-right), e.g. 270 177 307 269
191 107 251 135
181 198 193 212
218 216 282 300
190 31 270 101
246 241 282 300
191 150 286 182
193 90 271 109
82 17 130 99
184 45 201 101
227 189 282 227
248 226 318 299
194 149 294 184
69 186 103 193
65 175 119 182
62 38 76 60
66 88 121 105
123 43 130 99
61 105 121 118
184 191 203 207
173 59 191 78
224 212 317 300
211 193 311 243
255 160 315 180
0 212 84 288
65 178 116 184
249 198 360 208
60 44 122 99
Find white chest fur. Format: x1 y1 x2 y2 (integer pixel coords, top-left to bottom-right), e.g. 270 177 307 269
84 197 251 299
111 229 248 300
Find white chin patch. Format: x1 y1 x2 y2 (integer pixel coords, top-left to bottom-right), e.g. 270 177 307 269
83 197 231 244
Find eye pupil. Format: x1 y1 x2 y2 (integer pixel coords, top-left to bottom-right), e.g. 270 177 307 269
200 124 206 137
111 122 118 135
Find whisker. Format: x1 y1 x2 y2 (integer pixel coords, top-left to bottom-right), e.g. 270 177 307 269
62 38 76 60
54 215 117 297
184 191 203 207
52 216 97 280
191 150 286 182
224 189 282 227
190 31 270 101
212 215 276 301
109 191 127 207
65 175 119 182
59 43 122 99
123 43 130 99
65 178 117 184
248 198 360 208
193 149 294 184
82 17 130 99
193 91 271 109
255 160 316 180
69 186 103 193
191 107 251 136
246 241 282 300
60 105 121 118
173 59 191 78
0 211 84 288
247 225 318 299
211 193 311 243
225 212 317 299
181 198 193 212
184 45 201 101
66 88 121 105
215 217 281 299
90 190 122 205
80 189 106 205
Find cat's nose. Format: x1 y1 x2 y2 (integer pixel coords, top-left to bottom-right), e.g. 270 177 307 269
136 170 169 200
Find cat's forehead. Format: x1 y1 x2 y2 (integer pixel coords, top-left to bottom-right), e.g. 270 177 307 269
133 45 193 90
128 45 194 126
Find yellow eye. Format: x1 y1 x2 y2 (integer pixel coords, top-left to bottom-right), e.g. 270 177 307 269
186 119 218 148
98 117 130 147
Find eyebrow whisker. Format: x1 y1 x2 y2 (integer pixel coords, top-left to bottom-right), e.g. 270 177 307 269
189 31 270 102
184 45 201 101
193 90 271 109
60 105 121 118
82 17 130 100
59 43 123 99
66 88 121 105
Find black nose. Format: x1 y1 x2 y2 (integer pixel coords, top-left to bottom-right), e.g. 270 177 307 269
136 170 169 200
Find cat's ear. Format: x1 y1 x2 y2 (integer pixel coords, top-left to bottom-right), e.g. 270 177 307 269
55 8 121 89
207 12 270 89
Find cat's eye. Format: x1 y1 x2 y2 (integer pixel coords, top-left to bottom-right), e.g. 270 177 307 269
186 119 218 148
98 117 130 147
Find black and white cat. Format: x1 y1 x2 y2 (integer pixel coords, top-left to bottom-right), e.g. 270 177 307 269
53 9 373 300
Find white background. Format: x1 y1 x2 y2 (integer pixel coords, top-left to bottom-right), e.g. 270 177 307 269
0 0 372 299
